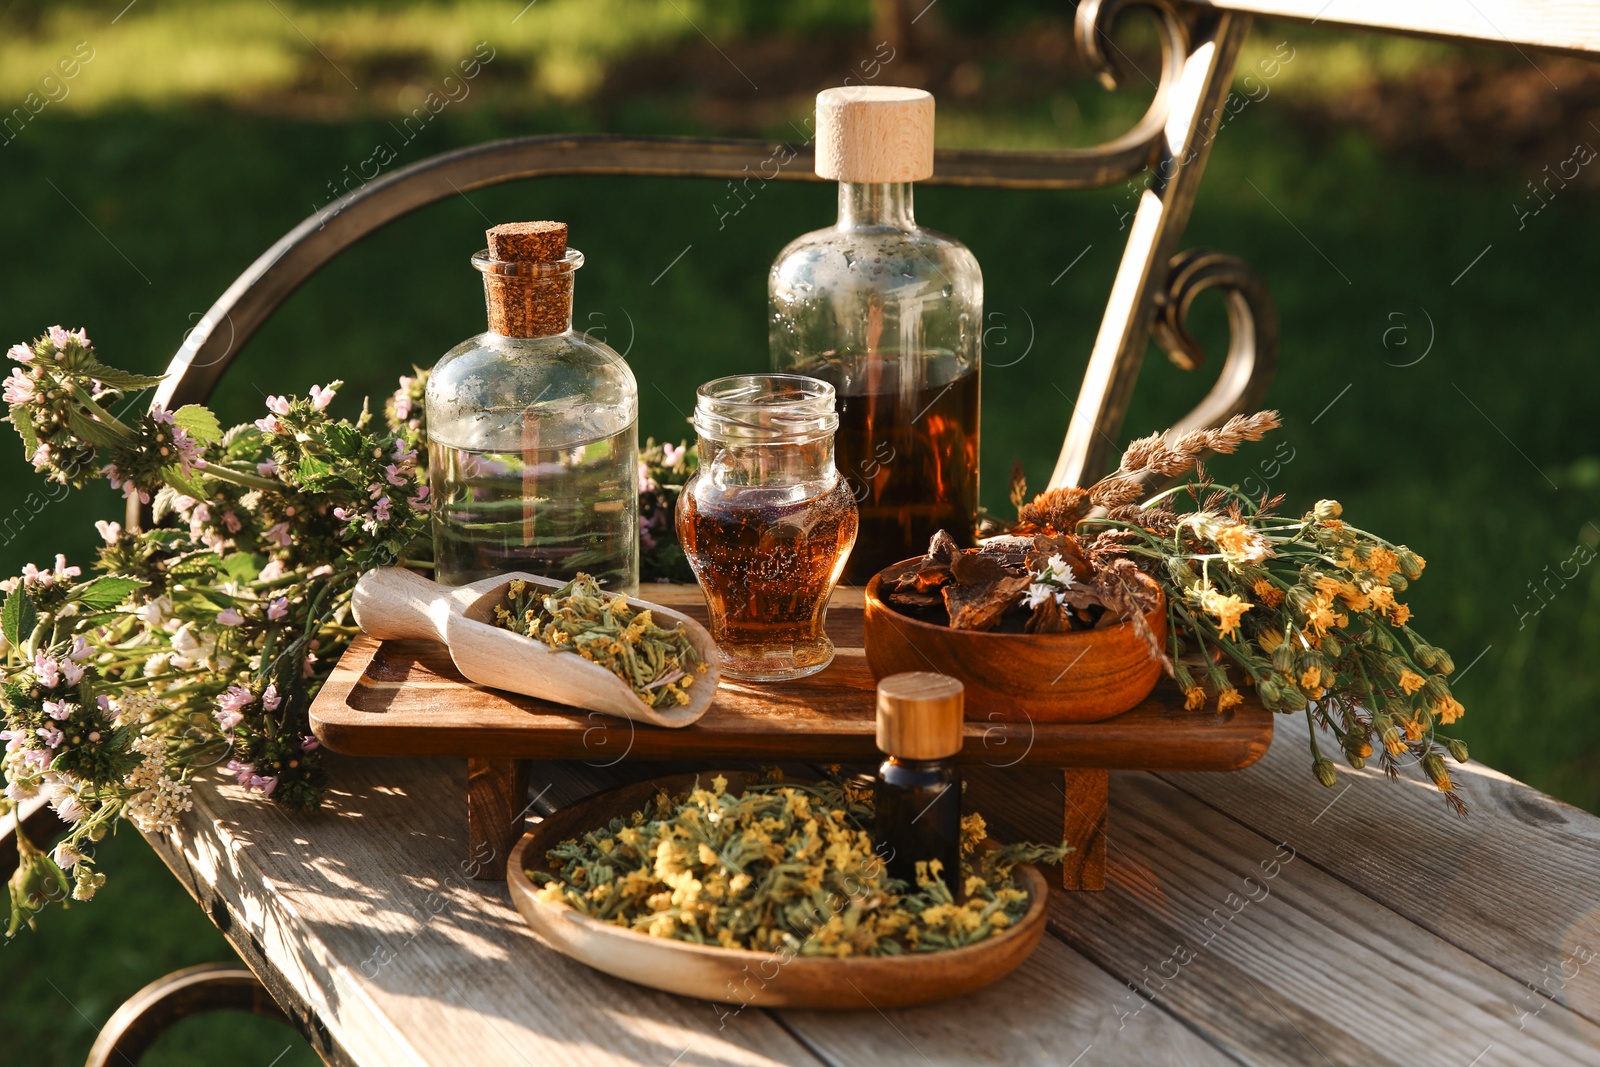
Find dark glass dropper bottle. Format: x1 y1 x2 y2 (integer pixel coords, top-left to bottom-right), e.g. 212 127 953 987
872 671 964 897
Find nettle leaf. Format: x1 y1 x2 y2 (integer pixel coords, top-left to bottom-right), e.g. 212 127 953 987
296 455 334 488
172 404 223 445
9 404 38 457
161 464 209 500
168 551 222 578
73 575 146 611
2 586 38 648
80 358 165 391
219 553 263 584
65 407 125 449
323 423 363 457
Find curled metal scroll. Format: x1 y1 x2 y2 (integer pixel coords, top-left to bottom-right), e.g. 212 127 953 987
1150 248 1279 438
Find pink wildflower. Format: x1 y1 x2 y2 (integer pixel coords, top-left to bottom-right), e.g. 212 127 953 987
383 463 408 486
216 685 253 731
34 652 60 688
267 597 288 622
264 522 291 547
43 700 71 721
94 520 122 544
216 608 245 627
256 458 278 477
3 368 35 404
309 384 337 410
7 342 34 363
262 684 282 711
301 735 319 752
265 395 291 415
373 497 391 522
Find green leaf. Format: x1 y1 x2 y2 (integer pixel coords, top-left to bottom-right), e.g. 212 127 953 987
80 358 166 391
295 455 334 488
2 586 37 648
65 407 125 449
219 553 263 584
172 404 223 445
323 423 362 457
9 404 38 458
160 463 209 500
73 575 146 611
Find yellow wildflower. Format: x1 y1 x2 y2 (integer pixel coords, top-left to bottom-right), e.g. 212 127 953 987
1366 546 1400 580
1433 695 1465 725
1217 688 1243 712
1184 686 1207 711
1304 595 1337 637
1402 715 1427 742
1368 584 1395 613
1337 582 1371 613
1391 602 1413 626
1313 575 1342 600
1252 579 1285 608
1200 588 1253 638
1398 669 1426 695
1299 666 1321 690
1215 524 1268 563
1259 627 1285 653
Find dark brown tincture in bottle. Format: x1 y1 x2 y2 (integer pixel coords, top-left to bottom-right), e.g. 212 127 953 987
872 672 964 897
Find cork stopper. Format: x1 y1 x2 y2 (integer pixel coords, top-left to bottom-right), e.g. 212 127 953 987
478 221 576 338
487 221 567 263
815 86 935 184
876 672 964 760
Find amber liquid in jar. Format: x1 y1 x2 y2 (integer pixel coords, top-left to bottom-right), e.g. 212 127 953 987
806 356 979 584
677 482 858 680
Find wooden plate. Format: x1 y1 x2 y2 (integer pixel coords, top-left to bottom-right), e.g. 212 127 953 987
507 772 1051 1009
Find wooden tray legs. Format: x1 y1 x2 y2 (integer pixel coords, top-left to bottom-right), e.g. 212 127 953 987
964 767 1108 890
467 757 529 880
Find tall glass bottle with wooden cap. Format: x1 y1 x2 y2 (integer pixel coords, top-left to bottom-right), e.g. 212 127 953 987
769 86 982 584
873 671 964 896
426 221 639 592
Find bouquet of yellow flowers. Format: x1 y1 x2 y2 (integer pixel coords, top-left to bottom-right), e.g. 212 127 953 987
1015 411 1469 812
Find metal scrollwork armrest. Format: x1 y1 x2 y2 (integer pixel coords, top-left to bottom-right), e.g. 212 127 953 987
1151 248 1278 433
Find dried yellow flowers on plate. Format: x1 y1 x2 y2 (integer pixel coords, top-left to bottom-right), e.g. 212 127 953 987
506 771 1068 1009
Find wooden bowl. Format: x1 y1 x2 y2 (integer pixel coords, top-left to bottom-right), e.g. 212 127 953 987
863 564 1167 723
507 772 1050 1009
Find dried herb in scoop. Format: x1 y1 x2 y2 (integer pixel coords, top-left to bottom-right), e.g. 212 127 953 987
492 574 707 709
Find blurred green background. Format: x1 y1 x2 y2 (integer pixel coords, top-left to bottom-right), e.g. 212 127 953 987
3 1 1599 1062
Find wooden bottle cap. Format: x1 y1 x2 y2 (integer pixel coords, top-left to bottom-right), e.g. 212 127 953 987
815 85 935 184
876 672 964 759
487 221 568 263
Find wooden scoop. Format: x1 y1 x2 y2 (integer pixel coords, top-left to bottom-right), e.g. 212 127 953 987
350 568 719 729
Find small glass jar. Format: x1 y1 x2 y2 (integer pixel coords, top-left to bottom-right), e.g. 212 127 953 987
426 222 639 593
676 374 858 681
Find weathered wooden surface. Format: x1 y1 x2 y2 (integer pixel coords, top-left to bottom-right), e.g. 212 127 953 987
1199 0 1600 59
312 587 1273 771
144 712 1600 1064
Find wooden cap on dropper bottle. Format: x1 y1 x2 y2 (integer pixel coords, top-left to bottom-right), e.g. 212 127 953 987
875 672 964 760
814 85 935 184
483 221 571 338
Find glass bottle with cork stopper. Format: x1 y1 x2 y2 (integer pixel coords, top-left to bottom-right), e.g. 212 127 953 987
426 221 639 592
873 671 965 897
769 86 983 584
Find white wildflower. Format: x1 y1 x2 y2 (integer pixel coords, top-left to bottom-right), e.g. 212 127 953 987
123 735 193 834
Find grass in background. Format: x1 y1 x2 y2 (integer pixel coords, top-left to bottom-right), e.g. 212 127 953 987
3 5 1599 1063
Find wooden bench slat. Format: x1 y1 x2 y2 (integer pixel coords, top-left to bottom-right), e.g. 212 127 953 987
1029 771 1600 1066
151 754 827 1067
1194 0 1600 58
1155 711 1600 1028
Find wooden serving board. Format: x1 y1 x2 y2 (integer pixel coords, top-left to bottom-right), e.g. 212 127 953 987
310 585 1274 887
